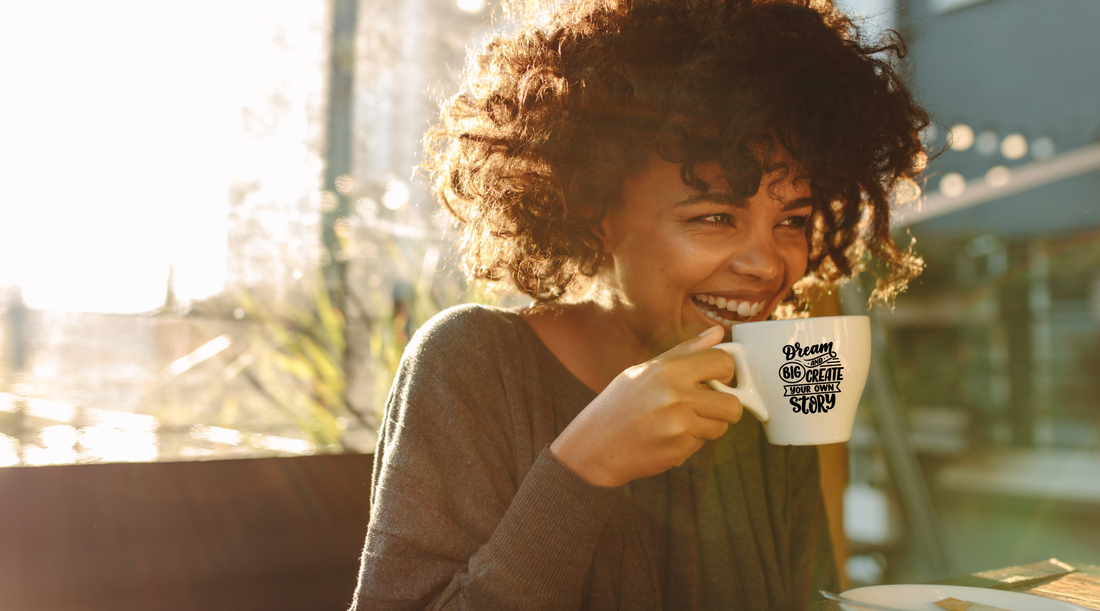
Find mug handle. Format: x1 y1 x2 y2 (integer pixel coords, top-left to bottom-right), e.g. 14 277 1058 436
704 342 769 423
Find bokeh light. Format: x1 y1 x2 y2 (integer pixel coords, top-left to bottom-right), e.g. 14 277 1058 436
985 165 1012 187
940 172 967 198
975 130 999 155
383 180 410 210
911 150 929 174
334 174 356 195
892 177 923 207
333 217 353 238
1031 136 1056 160
1000 133 1028 160
355 197 377 217
456 0 487 14
948 123 975 151
313 190 338 212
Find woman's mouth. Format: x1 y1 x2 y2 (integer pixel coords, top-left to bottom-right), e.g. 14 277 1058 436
691 294 765 326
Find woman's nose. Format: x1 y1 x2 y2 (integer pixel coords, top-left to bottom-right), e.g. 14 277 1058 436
728 227 782 281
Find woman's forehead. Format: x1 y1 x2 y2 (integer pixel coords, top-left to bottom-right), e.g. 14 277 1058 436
657 156 812 195
629 156 811 203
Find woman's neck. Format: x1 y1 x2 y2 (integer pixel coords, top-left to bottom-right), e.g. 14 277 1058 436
522 298 656 394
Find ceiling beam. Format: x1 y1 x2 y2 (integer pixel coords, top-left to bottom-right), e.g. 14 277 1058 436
892 142 1100 229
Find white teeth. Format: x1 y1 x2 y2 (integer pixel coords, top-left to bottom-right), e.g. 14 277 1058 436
702 307 733 325
693 294 766 322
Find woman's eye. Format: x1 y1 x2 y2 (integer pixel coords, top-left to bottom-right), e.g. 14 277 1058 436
779 214 810 229
698 213 733 226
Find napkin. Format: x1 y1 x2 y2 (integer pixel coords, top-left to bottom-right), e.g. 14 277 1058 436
1023 571 1100 610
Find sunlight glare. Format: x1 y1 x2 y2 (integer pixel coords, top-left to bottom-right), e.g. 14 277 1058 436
191 424 245 446
251 433 314 455
26 398 77 423
79 408 160 462
0 0 325 313
24 425 80 466
0 433 19 467
80 425 158 463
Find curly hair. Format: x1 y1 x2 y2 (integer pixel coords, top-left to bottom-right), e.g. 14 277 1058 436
425 0 930 311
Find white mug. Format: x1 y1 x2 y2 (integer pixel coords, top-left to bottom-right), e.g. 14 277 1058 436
705 315 871 445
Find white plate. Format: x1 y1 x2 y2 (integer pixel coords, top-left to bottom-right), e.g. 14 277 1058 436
839 584 1094 611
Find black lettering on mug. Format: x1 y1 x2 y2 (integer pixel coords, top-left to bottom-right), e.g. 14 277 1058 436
782 340 843 415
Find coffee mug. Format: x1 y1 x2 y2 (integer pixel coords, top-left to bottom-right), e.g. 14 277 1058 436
705 315 871 445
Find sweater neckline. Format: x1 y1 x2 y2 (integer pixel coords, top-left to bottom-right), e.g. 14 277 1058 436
507 308 599 404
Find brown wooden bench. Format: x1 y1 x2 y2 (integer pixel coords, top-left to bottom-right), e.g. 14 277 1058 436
0 453 374 611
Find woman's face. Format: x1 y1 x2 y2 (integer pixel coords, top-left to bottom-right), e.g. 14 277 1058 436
598 156 812 351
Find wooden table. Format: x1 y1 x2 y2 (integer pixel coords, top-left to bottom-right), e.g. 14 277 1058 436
796 559 1100 611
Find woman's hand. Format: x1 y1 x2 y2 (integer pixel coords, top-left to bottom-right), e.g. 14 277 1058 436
549 325 744 488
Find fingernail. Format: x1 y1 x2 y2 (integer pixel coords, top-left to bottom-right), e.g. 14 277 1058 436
698 325 719 337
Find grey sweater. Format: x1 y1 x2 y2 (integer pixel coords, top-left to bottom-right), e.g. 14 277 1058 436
351 304 837 610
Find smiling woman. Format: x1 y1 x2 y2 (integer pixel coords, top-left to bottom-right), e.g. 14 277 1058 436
596 157 812 343
352 0 932 609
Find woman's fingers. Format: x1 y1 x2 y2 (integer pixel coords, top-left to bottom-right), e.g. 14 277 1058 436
660 346 736 387
689 387 743 423
689 416 730 441
649 325 735 385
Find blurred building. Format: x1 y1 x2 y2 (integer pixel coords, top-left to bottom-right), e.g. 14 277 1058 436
846 0 1100 586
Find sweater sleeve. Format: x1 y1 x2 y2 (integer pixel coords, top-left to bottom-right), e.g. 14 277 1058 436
350 307 617 610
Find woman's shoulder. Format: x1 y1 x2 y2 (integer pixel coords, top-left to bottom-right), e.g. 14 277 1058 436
413 303 524 344
403 303 535 366
418 302 521 334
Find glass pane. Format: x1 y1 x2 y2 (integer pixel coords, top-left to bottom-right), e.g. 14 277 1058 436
0 0 505 465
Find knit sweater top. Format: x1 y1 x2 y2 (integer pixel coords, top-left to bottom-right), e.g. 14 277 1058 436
351 304 837 610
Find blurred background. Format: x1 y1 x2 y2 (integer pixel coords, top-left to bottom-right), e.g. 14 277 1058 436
0 0 1097 589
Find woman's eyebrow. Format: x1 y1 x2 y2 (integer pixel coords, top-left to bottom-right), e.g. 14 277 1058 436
674 194 814 210
673 193 743 207
782 196 814 211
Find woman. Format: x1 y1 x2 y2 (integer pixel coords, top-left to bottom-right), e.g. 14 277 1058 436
351 0 929 608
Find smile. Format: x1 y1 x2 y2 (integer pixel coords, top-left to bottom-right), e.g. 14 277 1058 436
691 294 765 325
